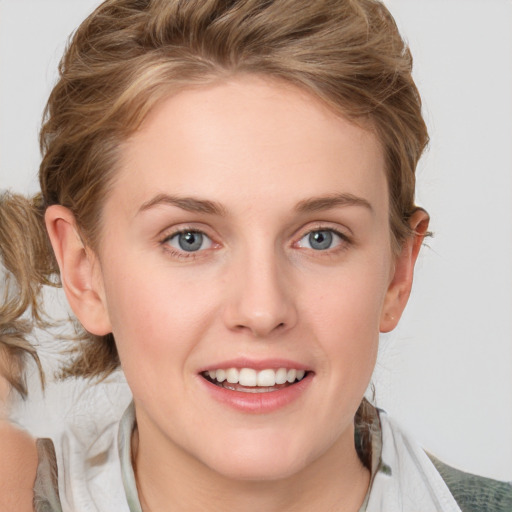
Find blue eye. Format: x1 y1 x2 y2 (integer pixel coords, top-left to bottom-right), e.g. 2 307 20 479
298 229 343 250
166 231 213 252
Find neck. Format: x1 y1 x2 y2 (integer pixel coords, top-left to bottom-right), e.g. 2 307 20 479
132 420 370 512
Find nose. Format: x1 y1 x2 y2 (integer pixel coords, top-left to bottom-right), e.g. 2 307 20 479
222 248 298 338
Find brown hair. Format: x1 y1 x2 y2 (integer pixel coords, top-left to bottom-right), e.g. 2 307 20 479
0 0 428 386
0 193 49 396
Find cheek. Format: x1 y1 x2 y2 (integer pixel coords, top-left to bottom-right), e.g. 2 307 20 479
101 258 220 366
300 254 390 380
304 257 390 337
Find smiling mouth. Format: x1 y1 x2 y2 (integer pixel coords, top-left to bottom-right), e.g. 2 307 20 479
201 367 309 393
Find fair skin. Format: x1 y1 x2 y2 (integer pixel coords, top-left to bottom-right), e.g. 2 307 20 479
0 371 38 511
46 77 428 511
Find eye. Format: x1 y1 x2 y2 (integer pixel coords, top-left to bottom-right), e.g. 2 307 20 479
297 229 344 251
165 230 213 252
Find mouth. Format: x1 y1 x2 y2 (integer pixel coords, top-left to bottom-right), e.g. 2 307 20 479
201 367 309 393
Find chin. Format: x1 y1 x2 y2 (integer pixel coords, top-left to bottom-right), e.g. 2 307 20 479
198 435 312 482
211 458 308 483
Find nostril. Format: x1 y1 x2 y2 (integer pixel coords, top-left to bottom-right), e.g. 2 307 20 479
234 321 286 335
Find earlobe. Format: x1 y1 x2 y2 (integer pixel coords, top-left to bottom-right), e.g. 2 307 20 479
45 205 112 336
380 209 430 333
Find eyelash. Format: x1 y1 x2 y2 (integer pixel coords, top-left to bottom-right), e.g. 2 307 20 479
160 227 215 260
159 225 352 261
294 227 351 254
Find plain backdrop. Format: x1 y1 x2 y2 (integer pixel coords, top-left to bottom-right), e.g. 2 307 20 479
1 0 511 481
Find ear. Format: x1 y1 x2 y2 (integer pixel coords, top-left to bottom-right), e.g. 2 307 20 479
380 209 430 333
45 205 112 336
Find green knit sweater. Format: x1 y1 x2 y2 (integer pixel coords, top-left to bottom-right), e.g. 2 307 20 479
429 454 512 512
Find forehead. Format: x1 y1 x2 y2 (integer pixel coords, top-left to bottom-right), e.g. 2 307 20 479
111 76 388 219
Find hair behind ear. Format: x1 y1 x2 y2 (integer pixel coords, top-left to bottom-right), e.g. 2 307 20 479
0 192 57 397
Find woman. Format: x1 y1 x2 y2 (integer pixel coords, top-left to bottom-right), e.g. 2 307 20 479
0 0 510 510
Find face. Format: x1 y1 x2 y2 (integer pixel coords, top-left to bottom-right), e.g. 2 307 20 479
89 77 401 480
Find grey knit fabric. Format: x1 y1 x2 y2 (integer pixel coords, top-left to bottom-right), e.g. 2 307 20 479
429 454 512 512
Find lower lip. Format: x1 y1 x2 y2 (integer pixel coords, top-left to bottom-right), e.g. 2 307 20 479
198 373 313 413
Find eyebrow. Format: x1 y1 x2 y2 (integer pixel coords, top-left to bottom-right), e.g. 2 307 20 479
294 193 373 214
138 194 227 216
138 192 372 217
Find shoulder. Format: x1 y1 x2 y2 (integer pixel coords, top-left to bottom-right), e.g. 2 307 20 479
0 419 38 512
428 454 512 512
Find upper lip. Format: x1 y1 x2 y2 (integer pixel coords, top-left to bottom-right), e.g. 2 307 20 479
198 358 311 373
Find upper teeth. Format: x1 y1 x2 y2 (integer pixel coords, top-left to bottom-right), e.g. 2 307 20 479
206 368 306 387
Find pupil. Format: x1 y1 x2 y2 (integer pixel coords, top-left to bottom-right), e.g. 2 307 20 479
309 230 332 250
179 231 203 251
